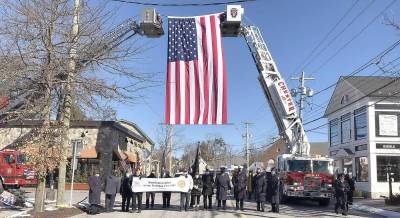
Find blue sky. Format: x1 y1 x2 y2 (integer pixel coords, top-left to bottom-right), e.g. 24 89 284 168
106 0 400 157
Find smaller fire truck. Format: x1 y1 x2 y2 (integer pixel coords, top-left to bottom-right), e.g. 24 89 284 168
0 149 37 190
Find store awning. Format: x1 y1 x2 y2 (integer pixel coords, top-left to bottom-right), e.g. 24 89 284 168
335 148 354 158
113 150 127 160
124 151 137 163
79 147 98 159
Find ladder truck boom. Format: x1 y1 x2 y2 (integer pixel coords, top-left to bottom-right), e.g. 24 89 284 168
221 5 309 156
222 6 334 206
0 9 164 121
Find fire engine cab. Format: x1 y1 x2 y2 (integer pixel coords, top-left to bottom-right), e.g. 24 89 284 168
0 149 37 190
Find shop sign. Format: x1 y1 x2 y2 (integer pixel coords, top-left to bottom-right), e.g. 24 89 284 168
376 144 400 149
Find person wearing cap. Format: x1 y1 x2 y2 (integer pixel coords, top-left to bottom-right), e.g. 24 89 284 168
191 171 203 211
162 170 172 208
179 168 193 211
334 173 348 215
132 168 144 213
254 168 267 212
268 167 279 213
234 166 247 210
202 167 214 210
216 167 231 210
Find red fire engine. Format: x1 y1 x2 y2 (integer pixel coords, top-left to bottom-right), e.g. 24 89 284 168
0 149 37 190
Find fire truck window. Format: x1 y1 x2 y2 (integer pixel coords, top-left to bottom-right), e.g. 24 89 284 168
17 154 26 164
313 161 332 174
287 160 311 172
6 155 15 164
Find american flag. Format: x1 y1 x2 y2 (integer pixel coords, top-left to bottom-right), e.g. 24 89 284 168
166 14 227 125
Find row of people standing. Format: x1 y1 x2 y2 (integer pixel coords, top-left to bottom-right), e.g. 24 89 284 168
235 167 280 213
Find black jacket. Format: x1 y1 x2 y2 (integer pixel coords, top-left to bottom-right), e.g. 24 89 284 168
267 173 279 203
202 173 214 196
254 173 267 202
234 170 247 200
192 176 203 196
120 174 133 196
216 172 231 200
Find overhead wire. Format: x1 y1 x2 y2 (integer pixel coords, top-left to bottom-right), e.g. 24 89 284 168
304 67 400 127
310 0 397 76
110 0 256 6
291 0 362 77
302 55 400 123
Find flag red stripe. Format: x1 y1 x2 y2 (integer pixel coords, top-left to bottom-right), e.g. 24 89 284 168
175 61 180 124
194 60 200 124
200 17 209 124
210 15 219 124
221 39 228 123
166 63 171 124
185 62 190 124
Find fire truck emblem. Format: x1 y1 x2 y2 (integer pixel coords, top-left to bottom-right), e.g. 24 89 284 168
230 8 238 18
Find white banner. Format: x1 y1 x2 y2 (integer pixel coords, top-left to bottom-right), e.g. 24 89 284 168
131 177 190 193
379 114 398 136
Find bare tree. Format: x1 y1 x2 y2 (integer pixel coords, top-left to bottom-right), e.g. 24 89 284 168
0 0 158 209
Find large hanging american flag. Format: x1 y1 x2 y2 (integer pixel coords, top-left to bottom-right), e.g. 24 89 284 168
166 14 227 125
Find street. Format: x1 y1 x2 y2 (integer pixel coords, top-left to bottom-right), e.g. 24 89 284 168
72 193 383 218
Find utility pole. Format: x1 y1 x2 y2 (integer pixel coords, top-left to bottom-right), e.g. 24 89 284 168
167 125 173 173
57 0 80 207
243 122 252 172
290 71 315 121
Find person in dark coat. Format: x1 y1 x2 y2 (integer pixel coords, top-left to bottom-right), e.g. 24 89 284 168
254 168 267 212
162 170 172 208
120 169 133 212
145 171 156 208
132 168 144 213
345 174 355 211
104 170 121 212
191 172 203 210
334 173 348 216
268 168 279 213
202 168 214 210
234 167 247 210
88 170 102 206
216 167 231 210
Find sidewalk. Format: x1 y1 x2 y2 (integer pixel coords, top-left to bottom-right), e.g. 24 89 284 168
353 198 400 218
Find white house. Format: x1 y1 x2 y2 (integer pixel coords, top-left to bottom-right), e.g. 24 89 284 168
324 76 400 199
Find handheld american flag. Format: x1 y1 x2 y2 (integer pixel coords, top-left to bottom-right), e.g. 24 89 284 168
166 14 227 125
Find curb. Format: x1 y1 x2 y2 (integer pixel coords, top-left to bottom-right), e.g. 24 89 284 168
353 203 400 218
8 208 32 218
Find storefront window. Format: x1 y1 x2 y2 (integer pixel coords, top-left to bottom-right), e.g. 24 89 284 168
355 156 368 182
354 106 367 140
330 119 339 146
343 158 352 175
377 156 400 182
341 113 351 143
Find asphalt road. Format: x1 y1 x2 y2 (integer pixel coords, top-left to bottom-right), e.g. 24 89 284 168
72 194 383 218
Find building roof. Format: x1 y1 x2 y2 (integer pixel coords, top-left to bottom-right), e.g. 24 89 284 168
0 120 145 143
309 142 329 156
324 76 400 117
117 120 155 146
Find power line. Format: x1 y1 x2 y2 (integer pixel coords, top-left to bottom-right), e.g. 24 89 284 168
311 39 400 97
302 56 400 122
305 86 400 133
291 0 361 76
110 0 256 6
311 0 397 75
304 74 400 126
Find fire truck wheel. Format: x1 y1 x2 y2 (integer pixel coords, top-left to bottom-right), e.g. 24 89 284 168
318 198 330 206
